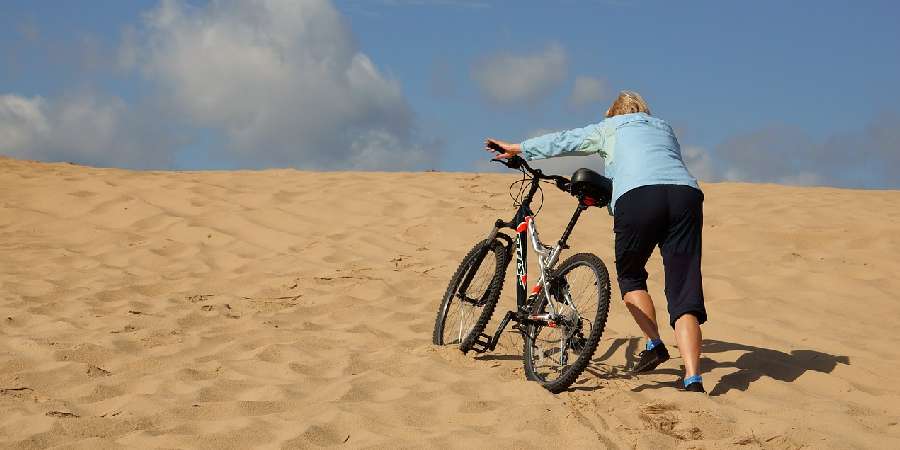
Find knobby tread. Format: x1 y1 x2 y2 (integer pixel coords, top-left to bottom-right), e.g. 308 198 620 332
523 252 611 393
432 239 509 352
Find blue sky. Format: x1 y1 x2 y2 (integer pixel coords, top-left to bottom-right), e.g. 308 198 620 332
1 0 899 188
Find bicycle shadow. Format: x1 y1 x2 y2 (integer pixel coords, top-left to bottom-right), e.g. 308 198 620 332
473 336 850 396
472 330 524 361
577 337 653 390
601 339 850 396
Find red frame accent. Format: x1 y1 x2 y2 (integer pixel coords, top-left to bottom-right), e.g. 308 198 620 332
516 216 532 233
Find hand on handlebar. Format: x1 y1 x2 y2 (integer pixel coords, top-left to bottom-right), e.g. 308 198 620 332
491 155 524 169
486 147 572 193
485 138 522 159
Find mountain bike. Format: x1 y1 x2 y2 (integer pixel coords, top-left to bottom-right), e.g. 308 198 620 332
432 152 613 393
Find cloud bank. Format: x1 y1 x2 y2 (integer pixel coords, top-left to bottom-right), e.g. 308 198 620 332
138 0 429 170
472 43 567 105
2 0 431 171
0 93 173 168
683 115 900 188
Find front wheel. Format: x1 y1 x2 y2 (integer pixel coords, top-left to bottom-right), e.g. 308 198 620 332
432 239 508 352
523 253 611 393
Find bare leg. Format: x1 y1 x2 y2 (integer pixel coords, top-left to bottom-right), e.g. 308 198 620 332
674 313 702 378
623 290 660 341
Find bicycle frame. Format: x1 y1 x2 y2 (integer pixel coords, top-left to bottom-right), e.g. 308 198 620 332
469 171 589 353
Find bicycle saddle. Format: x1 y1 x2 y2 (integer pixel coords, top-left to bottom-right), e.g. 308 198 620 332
570 168 612 207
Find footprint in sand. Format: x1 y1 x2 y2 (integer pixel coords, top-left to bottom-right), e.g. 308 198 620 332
284 423 350 448
85 364 111 378
459 399 501 414
638 401 733 441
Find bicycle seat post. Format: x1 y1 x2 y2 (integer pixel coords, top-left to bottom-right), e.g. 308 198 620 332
557 203 588 250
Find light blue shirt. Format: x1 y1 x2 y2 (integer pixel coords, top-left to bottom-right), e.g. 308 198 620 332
520 112 700 213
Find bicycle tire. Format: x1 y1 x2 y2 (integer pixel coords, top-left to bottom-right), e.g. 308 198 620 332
432 239 508 352
522 252 610 393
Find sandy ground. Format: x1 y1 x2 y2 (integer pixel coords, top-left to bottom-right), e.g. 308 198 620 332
1 156 899 449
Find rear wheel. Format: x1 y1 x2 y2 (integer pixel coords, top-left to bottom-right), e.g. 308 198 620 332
432 239 508 352
523 253 610 393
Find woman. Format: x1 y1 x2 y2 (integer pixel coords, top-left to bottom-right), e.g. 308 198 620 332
485 91 707 393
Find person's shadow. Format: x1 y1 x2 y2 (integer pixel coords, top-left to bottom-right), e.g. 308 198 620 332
582 338 850 396
701 340 850 396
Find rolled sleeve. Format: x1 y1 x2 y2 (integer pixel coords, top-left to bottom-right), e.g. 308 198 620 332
520 124 603 161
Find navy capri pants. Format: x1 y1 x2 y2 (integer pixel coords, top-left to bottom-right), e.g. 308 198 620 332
613 184 706 328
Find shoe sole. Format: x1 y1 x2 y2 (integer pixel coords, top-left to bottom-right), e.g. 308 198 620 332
629 355 670 374
683 383 706 393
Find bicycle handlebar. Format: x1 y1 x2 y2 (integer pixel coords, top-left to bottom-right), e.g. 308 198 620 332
491 156 571 192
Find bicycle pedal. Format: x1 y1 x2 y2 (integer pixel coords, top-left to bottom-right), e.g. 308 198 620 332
469 333 493 353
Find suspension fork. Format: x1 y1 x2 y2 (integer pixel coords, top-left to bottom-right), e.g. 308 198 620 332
457 219 515 299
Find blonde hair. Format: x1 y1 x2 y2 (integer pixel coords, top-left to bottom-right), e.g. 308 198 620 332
606 91 651 118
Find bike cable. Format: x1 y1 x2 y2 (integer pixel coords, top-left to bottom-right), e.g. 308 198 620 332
533 182 545 216
507 166 546 217
508 168 528 207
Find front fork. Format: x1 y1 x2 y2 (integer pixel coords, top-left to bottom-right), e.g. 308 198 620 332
480 214 529 301
468 219 560 353
456 221 512 304
467 205 588 355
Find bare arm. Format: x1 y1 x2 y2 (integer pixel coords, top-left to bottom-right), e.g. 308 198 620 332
484 138 521 159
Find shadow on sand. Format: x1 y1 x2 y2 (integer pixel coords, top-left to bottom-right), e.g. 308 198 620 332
470 336 850 396
599 338 851 395
700 340 850 395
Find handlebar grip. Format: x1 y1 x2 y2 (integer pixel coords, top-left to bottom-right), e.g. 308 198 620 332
504 156 524 169
487 141 506 154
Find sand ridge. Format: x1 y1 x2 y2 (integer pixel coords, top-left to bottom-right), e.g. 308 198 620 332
1 156 899 449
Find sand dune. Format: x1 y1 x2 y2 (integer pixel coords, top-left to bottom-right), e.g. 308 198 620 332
1 155 899 449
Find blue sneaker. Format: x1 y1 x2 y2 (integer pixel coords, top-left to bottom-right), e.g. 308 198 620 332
630 344 670 373
683 375 705 393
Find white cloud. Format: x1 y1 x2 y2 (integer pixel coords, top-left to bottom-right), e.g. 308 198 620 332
137 0 428 170
568 75 607 108
681 145 715 182
0 94 49 151
0 93 173 168
3 0 427 171
348 129 432 170
472 43 567 105
686 114 900 188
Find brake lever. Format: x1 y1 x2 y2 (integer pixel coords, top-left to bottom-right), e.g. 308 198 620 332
492 156 524 169
490 158 511 167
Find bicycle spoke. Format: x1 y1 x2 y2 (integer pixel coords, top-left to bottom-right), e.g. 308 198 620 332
432 157 613 393
458 303 473 343
528 260 605 384
439 244 499 346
